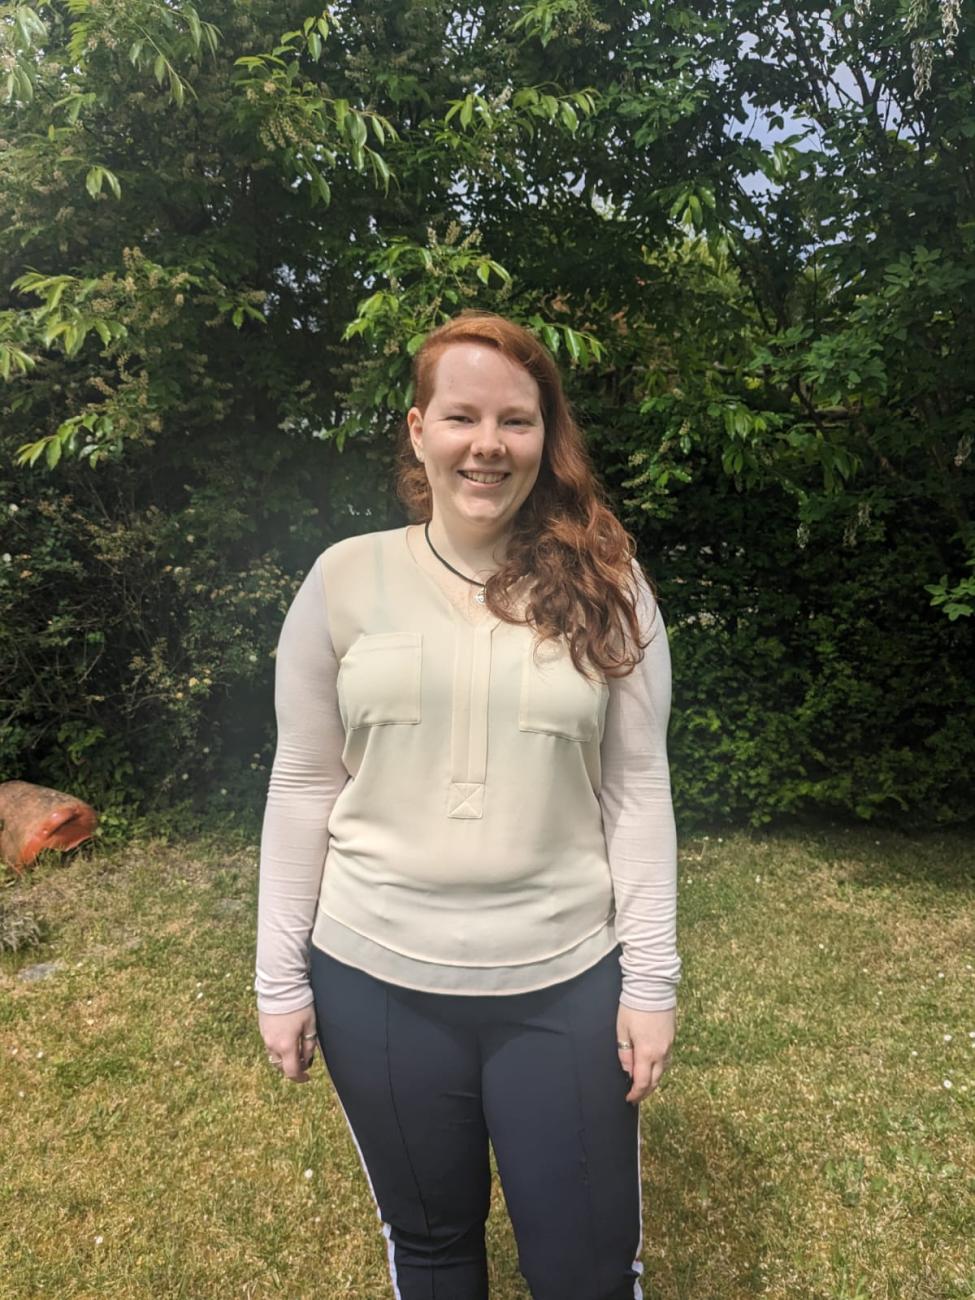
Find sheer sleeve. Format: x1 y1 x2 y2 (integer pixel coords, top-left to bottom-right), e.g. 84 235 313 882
598 559 682 1012
254 556 349 1014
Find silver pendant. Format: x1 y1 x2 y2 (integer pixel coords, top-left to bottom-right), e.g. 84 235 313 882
474 588 486 604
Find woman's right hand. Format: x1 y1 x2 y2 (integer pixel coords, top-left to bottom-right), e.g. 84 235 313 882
257 1005 319 1084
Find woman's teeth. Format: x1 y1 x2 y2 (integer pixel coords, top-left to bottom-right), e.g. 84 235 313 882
459 471 508 484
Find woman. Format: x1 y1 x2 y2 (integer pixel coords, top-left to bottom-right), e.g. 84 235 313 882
255 310 681 1300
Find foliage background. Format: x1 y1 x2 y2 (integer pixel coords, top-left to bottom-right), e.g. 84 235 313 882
1 0 973 834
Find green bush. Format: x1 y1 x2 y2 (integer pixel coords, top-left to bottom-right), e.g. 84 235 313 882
634 468 975 830
0 428 370 821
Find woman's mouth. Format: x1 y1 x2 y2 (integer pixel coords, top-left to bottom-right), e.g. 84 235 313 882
458 470 510 486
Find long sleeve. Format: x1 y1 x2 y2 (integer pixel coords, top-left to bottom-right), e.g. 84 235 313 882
254 557 349 1014
598 560 682 1012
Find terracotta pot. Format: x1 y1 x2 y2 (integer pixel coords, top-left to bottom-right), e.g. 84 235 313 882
0 781 98 875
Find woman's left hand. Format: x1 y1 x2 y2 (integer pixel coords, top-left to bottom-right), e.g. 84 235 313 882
616 1004 676 1105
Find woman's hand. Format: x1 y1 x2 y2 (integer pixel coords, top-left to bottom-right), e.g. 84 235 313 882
616 1004 675 1105
257 1005 319 1084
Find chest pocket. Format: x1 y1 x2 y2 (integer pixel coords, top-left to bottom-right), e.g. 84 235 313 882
338 632 422 730
518 637 606 743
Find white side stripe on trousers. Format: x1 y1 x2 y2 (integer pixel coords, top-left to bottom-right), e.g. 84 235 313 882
632 1108 645 1299
332 1091 403 1300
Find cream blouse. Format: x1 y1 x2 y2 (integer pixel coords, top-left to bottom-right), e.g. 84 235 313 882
254 525 682 1014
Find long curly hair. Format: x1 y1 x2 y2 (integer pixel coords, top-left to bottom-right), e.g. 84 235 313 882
394 310 659 681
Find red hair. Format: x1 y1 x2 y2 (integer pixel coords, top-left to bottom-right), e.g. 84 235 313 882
395 310 658 680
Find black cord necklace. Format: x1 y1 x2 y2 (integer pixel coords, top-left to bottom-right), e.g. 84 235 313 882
424 521 489 604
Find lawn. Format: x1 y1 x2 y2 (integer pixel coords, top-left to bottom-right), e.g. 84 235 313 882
1 826 973 1299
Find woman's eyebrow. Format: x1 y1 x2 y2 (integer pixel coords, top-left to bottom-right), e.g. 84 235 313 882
440 400 537 416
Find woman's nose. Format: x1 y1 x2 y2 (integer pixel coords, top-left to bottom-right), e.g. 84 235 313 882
470 422 505 452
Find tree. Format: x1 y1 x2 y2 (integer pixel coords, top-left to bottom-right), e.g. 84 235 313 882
1 0 971 823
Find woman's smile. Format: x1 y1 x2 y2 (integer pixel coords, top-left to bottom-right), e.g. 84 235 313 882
458 469 511 487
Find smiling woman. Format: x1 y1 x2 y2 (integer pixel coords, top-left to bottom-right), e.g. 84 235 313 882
255 309 681 1300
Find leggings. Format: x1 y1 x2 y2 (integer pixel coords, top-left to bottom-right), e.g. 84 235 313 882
309 942 644 1300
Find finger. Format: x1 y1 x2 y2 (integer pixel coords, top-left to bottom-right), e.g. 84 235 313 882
617 1046 634 1077
265 1032 313 1077
285 1053 310 1083
625 1056 657 1103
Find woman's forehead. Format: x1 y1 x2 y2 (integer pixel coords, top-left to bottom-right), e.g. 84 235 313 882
431 343 539 404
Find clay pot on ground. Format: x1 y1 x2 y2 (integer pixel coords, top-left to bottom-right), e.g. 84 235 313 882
0 781 98 876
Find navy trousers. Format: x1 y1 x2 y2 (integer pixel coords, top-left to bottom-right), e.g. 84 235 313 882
309 943 644 1300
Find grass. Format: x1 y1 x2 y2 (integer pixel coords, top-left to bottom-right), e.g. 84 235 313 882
1 825 973 1299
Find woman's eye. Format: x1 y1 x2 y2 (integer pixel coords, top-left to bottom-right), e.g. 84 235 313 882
444 415 531 425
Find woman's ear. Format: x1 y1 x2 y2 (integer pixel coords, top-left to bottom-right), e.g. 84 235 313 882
406 406 423 456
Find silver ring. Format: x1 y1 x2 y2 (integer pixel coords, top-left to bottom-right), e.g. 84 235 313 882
616 1039 633 1050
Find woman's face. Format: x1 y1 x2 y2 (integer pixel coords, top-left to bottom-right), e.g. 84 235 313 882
407 343 545 541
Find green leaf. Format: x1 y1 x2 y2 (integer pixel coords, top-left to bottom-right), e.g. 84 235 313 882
85 166 103 199
350 113 367 149
45 437 62 469
370 151 390 193
14 9 30 50
16 66 34 103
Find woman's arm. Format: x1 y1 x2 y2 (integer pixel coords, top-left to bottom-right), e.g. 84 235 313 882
598 559 682 1013
254 556 349 1015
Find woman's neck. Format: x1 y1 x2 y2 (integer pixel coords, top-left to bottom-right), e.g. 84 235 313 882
426 516 509 577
